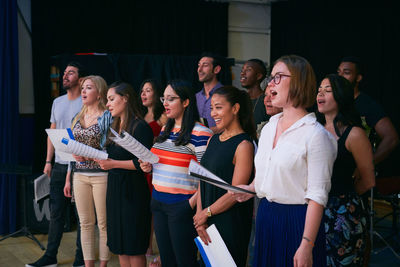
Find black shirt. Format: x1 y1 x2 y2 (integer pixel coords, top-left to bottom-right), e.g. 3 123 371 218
355 92 386 129
252 94 269 126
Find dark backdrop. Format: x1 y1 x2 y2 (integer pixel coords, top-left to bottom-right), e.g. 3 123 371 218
32 0 229 173
270 0 400 176
0 0 19 235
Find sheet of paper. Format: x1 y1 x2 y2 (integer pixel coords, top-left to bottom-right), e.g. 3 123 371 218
45 129 75 161
46 129 108 160
62 138 108 160
34 173 50 203
188 160 256 195
194 224 237 267
109 128 159 164
188 159 227 184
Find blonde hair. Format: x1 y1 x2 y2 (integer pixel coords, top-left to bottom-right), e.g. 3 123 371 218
71 75 108 128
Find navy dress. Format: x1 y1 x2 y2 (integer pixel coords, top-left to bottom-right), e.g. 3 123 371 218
325 126 367 266
106 119 153 255
200 133 254 267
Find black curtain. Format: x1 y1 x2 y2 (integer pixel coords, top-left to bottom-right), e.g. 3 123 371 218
32 0 229 173
271 0 400 175
0 0 19 234
116 54 233 91
51 53 233 95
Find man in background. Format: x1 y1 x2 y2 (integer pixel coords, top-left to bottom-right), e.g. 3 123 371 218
196 52 224 133
26 62 86 267
240 58 269 127
337 56 398 165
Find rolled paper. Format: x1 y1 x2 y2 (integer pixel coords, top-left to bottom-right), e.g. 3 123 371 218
109 128 159 164
61 138 108 160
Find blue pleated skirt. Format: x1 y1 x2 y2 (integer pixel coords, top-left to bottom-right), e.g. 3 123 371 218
253 199 326 267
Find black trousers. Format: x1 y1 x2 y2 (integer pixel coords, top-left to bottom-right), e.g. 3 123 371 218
45 163 82 261
151 197 199 267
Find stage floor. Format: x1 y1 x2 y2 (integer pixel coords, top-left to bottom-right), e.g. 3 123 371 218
0 229 159 267
1 199 399 266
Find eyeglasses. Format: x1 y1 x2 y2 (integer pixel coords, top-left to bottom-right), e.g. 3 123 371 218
160 96 180 104
266 73 292 85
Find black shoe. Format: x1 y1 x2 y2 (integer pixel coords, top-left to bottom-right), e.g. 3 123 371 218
72 257 84 267
73 248 84 267
25 255 57 267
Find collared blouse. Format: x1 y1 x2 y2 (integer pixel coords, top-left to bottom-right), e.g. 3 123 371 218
254 112 337 206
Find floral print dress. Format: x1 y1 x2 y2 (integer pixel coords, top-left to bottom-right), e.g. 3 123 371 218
324 126 367 266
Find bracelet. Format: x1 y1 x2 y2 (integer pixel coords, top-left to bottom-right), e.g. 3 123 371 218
46 161 52 164
302 236 314 247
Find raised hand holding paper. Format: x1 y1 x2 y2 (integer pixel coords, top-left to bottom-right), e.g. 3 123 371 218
109 128 159 164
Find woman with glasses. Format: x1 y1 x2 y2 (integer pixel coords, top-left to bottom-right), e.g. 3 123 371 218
247 84 285 266
139 80 213 267
96 81 154 267
234 55 337 267
316 74 375 266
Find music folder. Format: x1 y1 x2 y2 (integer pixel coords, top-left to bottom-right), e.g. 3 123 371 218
194 224 237 267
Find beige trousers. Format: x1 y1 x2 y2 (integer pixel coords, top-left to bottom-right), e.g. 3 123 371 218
73 173 110 261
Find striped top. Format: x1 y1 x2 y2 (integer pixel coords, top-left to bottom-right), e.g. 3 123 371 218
151 122 213 196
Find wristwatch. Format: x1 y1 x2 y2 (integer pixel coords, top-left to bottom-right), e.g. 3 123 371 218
206 206 212 217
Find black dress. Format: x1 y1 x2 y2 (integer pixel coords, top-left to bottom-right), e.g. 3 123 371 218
324 126 367 266
106 119 153 255
200 133 254 267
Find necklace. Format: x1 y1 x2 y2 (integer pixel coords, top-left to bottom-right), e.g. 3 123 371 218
84 112 100 126
219 131 244 142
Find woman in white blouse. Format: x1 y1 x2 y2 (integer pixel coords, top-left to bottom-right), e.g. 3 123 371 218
235 55 337 267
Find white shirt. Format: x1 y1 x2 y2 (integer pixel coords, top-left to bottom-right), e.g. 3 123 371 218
254 112 337 206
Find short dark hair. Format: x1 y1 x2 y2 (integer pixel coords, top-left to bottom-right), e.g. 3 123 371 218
67 61 87 77
340 56 363 75
247 58 267 81
200 52 223 70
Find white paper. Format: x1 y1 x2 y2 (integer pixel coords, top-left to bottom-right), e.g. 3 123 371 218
195 224 237 267
34 173 50 203
45 129 75 161
188 160 256 194
46 128 108 160
62 139 108 160
109 128 159 164
188 160 227 184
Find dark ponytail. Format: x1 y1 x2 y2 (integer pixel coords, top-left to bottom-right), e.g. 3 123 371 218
213 86 257 141
316 74 362 136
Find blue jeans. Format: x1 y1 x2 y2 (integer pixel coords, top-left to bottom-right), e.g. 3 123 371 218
151 197 199 267
45 163 82 261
